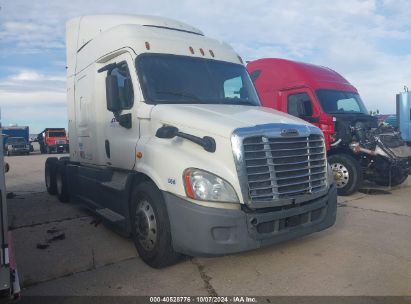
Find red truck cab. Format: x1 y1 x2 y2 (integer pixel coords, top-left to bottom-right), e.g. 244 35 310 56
38 128 69 154
247 58 411 195
246 58 358 149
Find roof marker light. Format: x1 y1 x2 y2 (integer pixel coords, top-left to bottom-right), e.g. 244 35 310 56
189 46 195 54
209 50 215 57
199 48 205 56
145 41 150 50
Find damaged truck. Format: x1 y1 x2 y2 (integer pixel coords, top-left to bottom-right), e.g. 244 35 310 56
247 58 411 195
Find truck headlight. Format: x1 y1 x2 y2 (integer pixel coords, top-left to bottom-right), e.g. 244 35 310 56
183 168 239 203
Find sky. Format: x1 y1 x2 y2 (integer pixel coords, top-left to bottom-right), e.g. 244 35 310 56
0 0 411 133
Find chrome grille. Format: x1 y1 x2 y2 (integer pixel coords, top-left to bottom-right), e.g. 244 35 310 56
243 134 327 201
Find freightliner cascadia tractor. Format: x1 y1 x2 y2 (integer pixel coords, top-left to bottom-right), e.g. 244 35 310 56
45 16 337 268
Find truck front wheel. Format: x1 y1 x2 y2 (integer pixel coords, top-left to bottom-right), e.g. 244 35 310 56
130 181 181 268
45 157 58 195
328 154 362 196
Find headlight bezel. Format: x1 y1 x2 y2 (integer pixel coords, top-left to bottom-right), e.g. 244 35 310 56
183 168 239 203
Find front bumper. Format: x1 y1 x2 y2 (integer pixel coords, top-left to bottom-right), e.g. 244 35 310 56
49 144 69 152
9 148 29 154
164 185 337 257
388 156 411 174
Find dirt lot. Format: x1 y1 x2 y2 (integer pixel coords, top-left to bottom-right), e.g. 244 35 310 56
5 149 411 296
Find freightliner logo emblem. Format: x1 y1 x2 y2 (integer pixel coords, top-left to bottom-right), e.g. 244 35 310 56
281 128 299 137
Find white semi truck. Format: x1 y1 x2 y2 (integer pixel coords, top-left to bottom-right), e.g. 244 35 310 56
45 15 337 268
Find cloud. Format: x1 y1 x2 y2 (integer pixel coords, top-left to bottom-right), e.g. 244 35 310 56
0 68 65 106
0 0 410 121
9 70 65 82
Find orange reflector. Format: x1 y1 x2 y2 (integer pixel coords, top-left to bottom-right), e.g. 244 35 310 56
199 48 205 56
145 41 150 50
184 171 195 199
136 152 143 159
209 50 215 57
189 46 194 54
237 55 243 64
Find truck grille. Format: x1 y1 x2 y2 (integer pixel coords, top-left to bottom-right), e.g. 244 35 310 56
56 140 66 145
243 134 327 202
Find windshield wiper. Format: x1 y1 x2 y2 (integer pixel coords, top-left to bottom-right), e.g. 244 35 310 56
156 91 202 102
235 98 257 106
210 98 257 106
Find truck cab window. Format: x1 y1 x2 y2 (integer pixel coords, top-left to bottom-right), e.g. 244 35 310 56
287 93 313 117
136 54 260 106
224 76 242 98
109 63 134 109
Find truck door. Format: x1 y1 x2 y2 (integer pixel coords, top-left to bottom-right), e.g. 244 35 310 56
284 90 320 127
101 53 140 169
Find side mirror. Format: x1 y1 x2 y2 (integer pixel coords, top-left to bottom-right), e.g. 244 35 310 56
156 126 179 139
105 75 120 112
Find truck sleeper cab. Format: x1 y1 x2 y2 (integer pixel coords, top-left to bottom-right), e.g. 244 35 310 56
45 15 337 268
247 58 411 195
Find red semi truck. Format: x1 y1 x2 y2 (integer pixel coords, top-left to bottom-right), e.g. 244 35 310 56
247 58 411 195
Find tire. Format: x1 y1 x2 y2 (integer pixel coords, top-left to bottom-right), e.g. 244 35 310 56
375 168 408 187
55 162 69 202
130 181 181 268
45 157 58 195
328 154 362 196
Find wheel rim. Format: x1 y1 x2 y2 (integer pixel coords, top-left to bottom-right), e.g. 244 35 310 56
45 167 51 188
56 173 62 194
135 199 157 251
331 162 349 189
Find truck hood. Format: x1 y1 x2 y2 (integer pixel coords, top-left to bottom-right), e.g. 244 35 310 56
150 104 310 138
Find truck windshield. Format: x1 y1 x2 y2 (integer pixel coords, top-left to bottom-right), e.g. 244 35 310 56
48 131 66 137
8 137 25 144
316 89 368 114
136 54 260 106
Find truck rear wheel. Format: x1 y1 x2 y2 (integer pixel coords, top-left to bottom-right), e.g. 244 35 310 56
130 181 181 268
55 162 69 202
45 157 58 195
328 154 362 196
